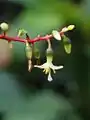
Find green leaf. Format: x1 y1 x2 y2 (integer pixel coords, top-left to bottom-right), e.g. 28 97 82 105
52 30 61 41
63 35 71 54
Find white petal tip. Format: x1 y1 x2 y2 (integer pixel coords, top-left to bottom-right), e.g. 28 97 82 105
61 66 64 68
34 65 37 67
51 65 64 70
48 73 53 82
48 78 53 82
34 65 44 69
57 65 64 69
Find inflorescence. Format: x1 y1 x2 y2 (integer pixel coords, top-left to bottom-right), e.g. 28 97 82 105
0 22 75 81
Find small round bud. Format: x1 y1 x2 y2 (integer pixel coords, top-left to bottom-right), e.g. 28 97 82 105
61 27 68 32
0 22 9 31
67 25 75 30
52 30 61 40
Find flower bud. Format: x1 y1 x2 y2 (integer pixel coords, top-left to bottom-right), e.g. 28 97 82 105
52 30 61 40
17 29 27 37
0 22 9 31
61 27 68 32
67 25 75 30
34 49 40 59
25 42 32 60
62 35 71 54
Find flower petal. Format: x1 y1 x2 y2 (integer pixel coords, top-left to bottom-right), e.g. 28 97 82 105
50 64 63 70
47 72 53 82
34 64 45 69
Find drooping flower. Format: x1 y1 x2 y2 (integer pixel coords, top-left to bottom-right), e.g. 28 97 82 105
34 39 63 81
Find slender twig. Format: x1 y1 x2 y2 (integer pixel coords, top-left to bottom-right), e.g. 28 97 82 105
0 31 63 44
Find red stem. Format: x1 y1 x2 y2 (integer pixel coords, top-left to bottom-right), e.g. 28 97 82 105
0 31 63 44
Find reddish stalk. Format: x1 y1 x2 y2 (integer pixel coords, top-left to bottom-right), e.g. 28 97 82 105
0 31 63 44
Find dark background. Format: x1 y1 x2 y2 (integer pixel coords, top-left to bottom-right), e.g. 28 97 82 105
0 0 89 120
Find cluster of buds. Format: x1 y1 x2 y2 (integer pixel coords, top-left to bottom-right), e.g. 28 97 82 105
0 22 75 81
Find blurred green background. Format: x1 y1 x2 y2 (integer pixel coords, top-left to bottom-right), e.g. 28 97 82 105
0 0 89 120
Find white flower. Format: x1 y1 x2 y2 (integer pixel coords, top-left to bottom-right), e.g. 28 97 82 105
34 55 63 82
